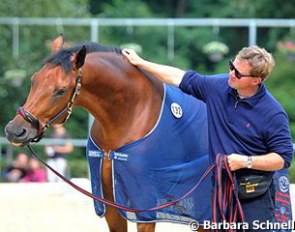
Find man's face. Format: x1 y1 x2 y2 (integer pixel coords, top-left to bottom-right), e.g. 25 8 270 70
228 59 261 90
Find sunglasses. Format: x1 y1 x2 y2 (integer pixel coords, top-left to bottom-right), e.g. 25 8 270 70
229 59 255 79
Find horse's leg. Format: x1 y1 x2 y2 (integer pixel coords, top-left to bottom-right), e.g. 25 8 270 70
136 223 156 232
197 226 210 232
104 205 127 232
102 159 127 232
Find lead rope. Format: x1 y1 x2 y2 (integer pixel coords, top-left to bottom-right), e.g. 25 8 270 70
212 154 245 232
27 144 216 213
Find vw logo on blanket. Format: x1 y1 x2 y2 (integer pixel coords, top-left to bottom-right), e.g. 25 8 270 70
170 102 183 118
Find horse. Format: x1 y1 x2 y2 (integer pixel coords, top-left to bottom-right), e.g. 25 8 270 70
5 35 211 232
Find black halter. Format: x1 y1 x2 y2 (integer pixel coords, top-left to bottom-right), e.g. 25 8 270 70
16 68 82 143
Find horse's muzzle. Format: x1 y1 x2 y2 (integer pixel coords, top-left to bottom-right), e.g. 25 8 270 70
4 119 38 146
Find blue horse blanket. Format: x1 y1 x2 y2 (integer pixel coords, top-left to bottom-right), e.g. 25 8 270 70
86 84 211 223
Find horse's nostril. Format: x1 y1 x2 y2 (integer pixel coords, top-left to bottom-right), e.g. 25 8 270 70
15 128 27 138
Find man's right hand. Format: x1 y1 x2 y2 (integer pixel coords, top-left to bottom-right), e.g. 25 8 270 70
122 49 144 66
122 48 185 87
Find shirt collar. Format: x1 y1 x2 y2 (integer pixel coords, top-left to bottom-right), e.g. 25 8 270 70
228 84 266 107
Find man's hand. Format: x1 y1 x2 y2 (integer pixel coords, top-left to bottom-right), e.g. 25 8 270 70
227 153 248 171
122 49 144 66
122 48 185 86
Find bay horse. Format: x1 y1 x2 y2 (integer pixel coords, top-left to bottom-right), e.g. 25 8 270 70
5 35 211 232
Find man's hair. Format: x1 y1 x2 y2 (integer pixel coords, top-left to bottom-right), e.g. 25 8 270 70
236 46 275 81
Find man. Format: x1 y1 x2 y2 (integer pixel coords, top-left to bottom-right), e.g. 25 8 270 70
122 46 294 230
44 124 73 182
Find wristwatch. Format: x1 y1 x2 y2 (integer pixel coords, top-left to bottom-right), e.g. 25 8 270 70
246 156 253 169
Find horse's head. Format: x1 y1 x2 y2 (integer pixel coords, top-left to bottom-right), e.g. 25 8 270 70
5 35 86 146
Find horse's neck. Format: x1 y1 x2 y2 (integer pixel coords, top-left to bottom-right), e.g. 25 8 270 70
77 54 163 150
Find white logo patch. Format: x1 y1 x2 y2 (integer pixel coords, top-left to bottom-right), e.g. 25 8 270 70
170 102 183 119
88 150 103 158
279 176 289 193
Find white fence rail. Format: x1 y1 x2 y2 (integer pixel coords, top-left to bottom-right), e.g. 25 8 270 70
0 17 294 59
0 136 86 147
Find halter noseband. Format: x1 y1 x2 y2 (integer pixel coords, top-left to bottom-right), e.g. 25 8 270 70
16 68 82 143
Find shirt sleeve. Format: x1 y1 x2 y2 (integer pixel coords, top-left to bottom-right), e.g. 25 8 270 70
179 70 208 102
266 112 294 168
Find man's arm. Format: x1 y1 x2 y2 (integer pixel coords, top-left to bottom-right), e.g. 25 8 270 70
122 49 185 86
227 152 285 171
54 143 73 154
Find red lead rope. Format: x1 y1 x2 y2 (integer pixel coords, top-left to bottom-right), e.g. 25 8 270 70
28 145 245 225
212 154 245 232
27 145 216 213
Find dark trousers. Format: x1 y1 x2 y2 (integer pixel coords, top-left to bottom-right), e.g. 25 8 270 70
239 182 275 231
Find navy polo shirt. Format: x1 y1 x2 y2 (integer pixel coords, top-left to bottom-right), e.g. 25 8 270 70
179 70 294 170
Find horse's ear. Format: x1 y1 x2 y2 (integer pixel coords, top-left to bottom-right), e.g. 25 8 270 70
51 34 64 54
73 45 87 70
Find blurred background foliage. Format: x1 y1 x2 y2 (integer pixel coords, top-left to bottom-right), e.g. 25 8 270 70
0 0 294 178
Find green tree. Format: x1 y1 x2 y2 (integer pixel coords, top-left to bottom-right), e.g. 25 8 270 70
1 0 295 140
0 0 91 138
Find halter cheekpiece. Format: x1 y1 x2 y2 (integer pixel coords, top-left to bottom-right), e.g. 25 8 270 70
16 68 82 143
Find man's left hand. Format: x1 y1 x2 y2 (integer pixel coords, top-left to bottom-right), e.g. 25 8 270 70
227 153 247 171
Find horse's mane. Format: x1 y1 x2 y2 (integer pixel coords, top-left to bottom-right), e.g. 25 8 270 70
44 42 122 73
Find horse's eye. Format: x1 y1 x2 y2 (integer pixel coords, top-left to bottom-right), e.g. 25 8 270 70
53 88 67 97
